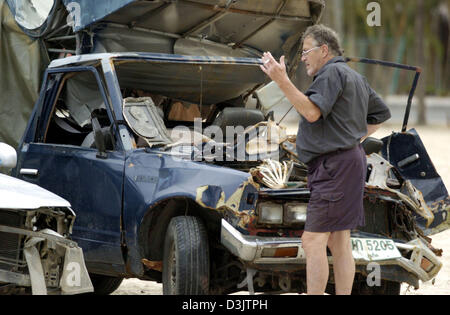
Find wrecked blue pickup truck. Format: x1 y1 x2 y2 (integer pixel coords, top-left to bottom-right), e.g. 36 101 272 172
7 0 449 295
12 52 449 295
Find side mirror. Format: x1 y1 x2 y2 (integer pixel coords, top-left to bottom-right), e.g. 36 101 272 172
92 117 107 159
0 143 17 169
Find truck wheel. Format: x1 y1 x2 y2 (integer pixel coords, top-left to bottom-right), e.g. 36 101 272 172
89 274 123 295
162 216 210 295
352 280 401 295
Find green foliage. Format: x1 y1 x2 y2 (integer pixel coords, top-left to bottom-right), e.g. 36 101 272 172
322 0 449 96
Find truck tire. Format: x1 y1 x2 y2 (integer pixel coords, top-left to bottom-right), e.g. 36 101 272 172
352 280 401 295
162 216 210 295
89 274 123 295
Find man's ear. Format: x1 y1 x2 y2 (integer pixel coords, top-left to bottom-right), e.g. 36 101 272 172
321 45 329 57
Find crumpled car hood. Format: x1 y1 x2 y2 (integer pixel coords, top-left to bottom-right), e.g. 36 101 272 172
0 173 71 209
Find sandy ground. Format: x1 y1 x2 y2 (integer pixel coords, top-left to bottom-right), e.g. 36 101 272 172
113 125 450 295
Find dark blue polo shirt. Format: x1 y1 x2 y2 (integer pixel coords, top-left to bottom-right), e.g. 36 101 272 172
296 56 391 163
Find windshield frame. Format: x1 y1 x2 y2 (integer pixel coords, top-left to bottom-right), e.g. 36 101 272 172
100 53 267 150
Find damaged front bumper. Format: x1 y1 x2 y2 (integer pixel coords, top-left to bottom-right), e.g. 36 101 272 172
220 219 442 287
387 239 442 284
221 219 305 264
0 225 93 295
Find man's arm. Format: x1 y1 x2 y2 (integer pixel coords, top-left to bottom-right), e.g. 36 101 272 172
362 80 391 142
260 53 322 123
366 82 392 125
276 77 322 123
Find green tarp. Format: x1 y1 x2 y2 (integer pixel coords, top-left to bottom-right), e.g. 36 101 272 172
0 0 45 147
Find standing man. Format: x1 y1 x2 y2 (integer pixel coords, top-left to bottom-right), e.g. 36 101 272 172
260 25 391 295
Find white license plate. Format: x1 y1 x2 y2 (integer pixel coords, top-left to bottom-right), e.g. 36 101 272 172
351 238 402 261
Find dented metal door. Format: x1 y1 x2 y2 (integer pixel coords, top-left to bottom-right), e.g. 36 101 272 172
382 129 450 235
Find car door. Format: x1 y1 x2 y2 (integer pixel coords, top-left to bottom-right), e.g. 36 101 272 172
382 129 450 235
15 67 126 274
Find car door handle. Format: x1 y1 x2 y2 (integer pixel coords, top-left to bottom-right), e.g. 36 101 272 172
20 168 39 176
398 154 419 168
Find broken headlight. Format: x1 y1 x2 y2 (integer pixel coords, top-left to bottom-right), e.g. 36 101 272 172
258 202 308 225
258 202 283 224
284 203 307 224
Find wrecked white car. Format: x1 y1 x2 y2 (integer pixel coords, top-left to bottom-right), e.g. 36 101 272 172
0 143 93 295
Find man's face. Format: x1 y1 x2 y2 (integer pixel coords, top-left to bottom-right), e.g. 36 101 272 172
301 36 326 77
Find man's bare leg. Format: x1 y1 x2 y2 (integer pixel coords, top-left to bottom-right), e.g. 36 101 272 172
327 230 355 295
301 231 331 295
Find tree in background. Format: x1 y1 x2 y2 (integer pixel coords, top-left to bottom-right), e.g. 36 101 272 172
416 0 426 125
321 0 449 105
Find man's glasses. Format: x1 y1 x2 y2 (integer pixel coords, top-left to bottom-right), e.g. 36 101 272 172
301 46 320 57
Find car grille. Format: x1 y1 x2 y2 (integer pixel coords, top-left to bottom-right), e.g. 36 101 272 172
0 210 25 270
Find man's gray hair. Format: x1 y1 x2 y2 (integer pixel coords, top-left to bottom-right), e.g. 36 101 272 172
302 24 343 57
